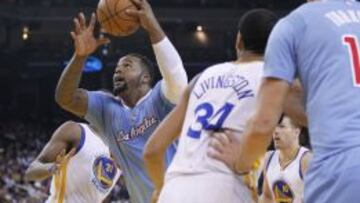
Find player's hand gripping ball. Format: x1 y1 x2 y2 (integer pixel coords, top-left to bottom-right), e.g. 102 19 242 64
97 0 140 36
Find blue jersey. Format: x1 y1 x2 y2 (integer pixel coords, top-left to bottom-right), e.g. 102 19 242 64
85 81 176 203
264 0 360 202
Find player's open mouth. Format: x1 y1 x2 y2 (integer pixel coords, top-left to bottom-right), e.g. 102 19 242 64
114 76 125 84
114 80 125 86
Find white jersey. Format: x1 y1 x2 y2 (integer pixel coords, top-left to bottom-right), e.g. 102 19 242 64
166 61 264 178
160 61 264 203
265 147 309 203
46 124 120 203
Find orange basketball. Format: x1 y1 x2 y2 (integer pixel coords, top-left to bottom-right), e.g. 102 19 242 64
97 0 140 37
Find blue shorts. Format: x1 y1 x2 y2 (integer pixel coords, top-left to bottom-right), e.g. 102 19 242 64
305 147 360 203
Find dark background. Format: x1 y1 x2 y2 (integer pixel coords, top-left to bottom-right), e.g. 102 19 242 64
0 0 305 122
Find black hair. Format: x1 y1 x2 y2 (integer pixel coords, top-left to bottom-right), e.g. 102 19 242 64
127 53 155 85
237 9 278 54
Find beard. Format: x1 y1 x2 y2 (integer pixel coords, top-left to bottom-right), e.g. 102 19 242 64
113 83 128 95
113 75 145 96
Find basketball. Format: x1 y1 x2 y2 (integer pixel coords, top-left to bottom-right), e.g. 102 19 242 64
97 0 140 37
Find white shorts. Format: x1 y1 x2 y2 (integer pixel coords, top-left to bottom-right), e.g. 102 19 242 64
158 173 254 203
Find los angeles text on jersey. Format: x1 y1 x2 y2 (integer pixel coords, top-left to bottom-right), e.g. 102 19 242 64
193 74 254 100
115 117 159 142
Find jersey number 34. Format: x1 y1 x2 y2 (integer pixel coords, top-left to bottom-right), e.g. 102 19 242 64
187 102 234 139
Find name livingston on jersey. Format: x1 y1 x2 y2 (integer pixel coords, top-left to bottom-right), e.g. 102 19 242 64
116 117 158 142
193 74 254 100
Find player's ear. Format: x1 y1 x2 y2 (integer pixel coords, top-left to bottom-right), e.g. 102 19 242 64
235 32 244 57
294 128 301 137
141 72 151 85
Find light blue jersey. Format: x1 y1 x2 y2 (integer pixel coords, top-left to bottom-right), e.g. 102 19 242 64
264 0 360 202
85 81 176 203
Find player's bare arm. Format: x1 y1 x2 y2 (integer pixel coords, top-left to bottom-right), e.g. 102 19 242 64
235 78 290 172
301 151 313 177
284 79 307 127
208 134 273 202
208 79 307 171
25 121 80 181
55 13 109 117
209 78 290 172
143 89 188 203
143 76 197 203
127 0 188 104
208 130 242 172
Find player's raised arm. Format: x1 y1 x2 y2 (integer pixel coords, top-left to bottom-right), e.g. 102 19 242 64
25 121 79 181
143 77 197 202
236 78 289 172
127 0 188 104
55 13 110 117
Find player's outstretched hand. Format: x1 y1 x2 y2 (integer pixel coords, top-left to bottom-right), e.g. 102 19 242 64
207 130 242 173
125 0 161 35
49 148 76 174
70 12 110 57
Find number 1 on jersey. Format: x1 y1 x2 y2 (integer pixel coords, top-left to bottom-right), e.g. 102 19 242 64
187 102 234 139
343 35 360 87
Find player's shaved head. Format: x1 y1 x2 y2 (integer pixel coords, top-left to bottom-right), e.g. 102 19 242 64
237 9 278 54
127 53 155 85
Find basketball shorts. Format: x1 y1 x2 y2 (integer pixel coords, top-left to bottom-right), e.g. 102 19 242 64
305 147 360 203
158 172 254 203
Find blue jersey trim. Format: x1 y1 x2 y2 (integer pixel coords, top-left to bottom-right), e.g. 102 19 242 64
265 151 276 172
75 125 86 154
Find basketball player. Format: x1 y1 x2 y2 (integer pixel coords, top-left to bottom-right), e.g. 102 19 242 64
143 9 278 203
209 0 360 202
55 0 187 202
260 116 311 203
25 121 120 203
